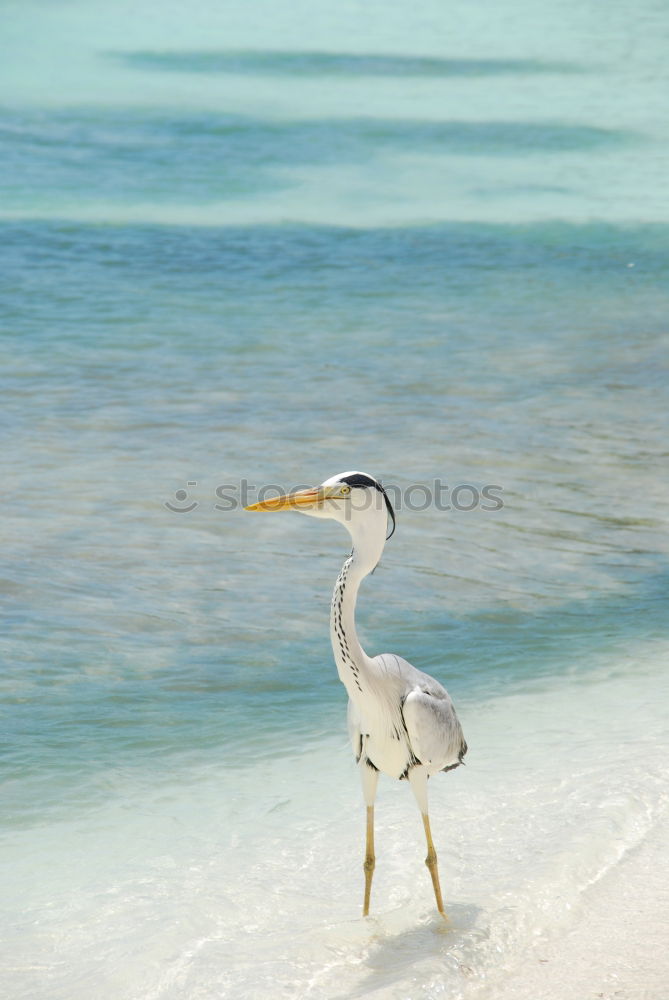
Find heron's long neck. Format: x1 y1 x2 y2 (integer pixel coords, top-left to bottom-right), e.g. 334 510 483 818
330 547 377 699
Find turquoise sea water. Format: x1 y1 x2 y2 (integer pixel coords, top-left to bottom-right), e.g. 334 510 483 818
2 2 669 998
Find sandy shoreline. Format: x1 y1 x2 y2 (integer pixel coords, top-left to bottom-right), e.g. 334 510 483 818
492 811 669 1000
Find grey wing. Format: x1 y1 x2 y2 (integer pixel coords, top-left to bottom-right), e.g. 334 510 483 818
402 684 467 771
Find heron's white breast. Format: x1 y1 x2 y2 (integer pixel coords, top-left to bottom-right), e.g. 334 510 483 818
363 728 412 780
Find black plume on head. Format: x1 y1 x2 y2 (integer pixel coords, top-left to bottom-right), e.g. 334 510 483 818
340 472 396 540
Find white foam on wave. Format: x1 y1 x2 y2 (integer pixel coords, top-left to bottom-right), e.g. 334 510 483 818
1 639 667 1000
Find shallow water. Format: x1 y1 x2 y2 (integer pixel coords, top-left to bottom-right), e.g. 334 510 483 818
1 1 669 997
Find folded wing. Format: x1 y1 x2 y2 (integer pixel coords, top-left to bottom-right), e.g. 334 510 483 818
402 685 466 771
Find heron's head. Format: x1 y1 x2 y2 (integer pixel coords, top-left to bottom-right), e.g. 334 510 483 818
245 470 396 555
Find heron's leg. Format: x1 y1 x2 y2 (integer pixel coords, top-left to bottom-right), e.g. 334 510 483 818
360 761 379 917
408 768 446 918
421 811 445 917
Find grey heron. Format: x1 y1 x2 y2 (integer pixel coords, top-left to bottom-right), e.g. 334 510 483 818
245 471 467 918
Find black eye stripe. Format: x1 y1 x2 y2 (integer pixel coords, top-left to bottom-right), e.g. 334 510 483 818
339 473 396 540
340 473 378 489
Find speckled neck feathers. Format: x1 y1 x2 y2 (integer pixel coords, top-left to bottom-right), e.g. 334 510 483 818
331 550 381 699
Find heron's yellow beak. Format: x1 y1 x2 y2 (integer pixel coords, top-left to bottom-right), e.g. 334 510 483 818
244 487 326 511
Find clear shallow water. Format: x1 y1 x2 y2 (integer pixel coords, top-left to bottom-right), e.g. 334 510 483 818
1 1 669 998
